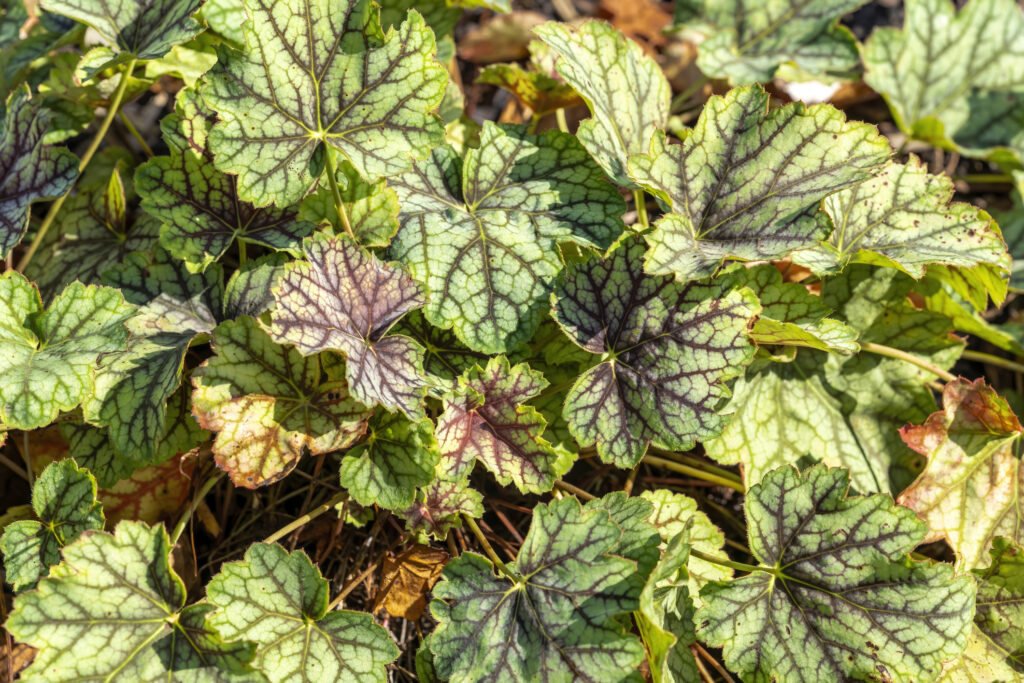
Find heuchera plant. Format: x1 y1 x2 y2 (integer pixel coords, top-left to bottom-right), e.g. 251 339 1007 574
2 0 1024 681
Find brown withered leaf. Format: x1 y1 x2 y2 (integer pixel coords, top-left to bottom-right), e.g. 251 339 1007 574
374 544 449 620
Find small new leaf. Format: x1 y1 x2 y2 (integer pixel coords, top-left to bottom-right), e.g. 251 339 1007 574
0 274 132 430
339 411 439 510
201 0 447 206
898 378 1024 569
194 316 372 487
534 20 670 187
628 85 890 280
553 235 758 468
7 521 258 681
436 356 570 494
697 465 976 681
269 233 428 418
39 0 204 60
207 543 399 681
0 85 77 257
430 496 645 681
398 478 484 540
0 460 103 592
391 122 626 353
637 529 698 683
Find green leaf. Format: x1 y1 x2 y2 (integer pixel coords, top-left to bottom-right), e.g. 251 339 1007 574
298 158 400 247
674 0 866 83
533 20 670 187
223 252 292 319
206 542 399 682
641 489 732 605
863 0 1024 161
436 356 570 494
0 460 103 592
553 235 758 468
202 0 246 45
91 247 222 463
628 85 891 280
0 85 77 258
898 378 1024 570
193 316 371 487
477 59 581 119
0 274 132 430
201 0 447 207
721 263 858 354
697 465 976 681
914 275 1024 357
23 170 159 300
39 0 204 60
707 265 962 494
398 477 483 540
339 411 438 509
582 491 660 579
390 122 626 353
430 495 645 681
637 529 698 683
794 158 1010 289
64 384 207 488
268 233 429 418
137 87 315 272
393 309 489 389
7 521 258 681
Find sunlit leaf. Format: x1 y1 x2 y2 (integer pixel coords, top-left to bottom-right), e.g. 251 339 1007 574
430 495 645 681
534 20 670 187
898 378 1024 569
0 460 103 592
194 316 371 487
0 85 77 257
398 478 483 540
553 235 758 468
206 542 399 681
628 85 890 279
390 121 626 353
269 233 428 417
697 465 976 681
7 521 258 681
299 158 400 247
137 87 315 272
339 411 438 509
201 0 447 207
637 529 698 683
674 0 866 83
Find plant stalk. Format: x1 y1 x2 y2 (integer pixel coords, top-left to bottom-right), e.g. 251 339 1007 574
633 189 649 231
18 58 139 272
555 107 570 133
463 514 518 581
263 490 349 544
324 149 355 240
643 454 745 492
859 342 957 383
119 111 154 158
170 473 223 545
961 349 1024 375
689 548 762 574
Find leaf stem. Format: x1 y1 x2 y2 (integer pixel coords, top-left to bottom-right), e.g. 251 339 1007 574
670 75 710 112
951 173 1013 185
689 548 762 574
462 514 518 581
555 107 570 134
170 472 223 545
961 349 1024 375
263 490 349 544
649 448 742 483
237 238 247 267
17 57 139 272
118 111 154 158
858 342 956 382
324 149 355 241
642 454 745 492
633 189 649 231
553 479 595 500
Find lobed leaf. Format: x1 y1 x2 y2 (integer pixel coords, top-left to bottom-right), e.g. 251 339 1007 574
628 85 890 280
0 460 103 592
390 121 626 353
552 234 758 468
398 477 483 540
194 316 372 487
206 543 399 682
637 529 698 683
534 20 670 187
201 0 447 207
898 378 1024 569
269 233 428 417
697 465 976 681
